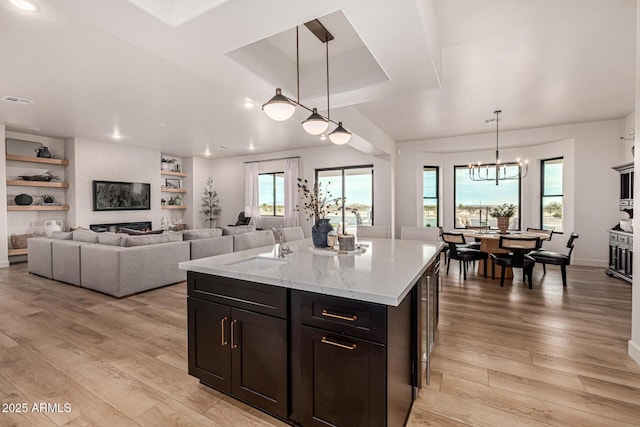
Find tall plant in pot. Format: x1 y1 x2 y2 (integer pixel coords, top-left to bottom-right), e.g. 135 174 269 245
490 203 516 234
200 177 221 228
295 178 344 247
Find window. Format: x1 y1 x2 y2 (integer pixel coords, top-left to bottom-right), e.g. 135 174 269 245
541 157 564 233
316 165 374 234
423 166 439 227
259 172 284 216
454 164 521 230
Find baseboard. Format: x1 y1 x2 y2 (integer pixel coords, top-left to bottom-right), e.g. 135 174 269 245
0 259 10 268
629 340 640 365
573 258 608 268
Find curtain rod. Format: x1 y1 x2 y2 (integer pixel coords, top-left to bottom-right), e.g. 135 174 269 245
243 156 300 164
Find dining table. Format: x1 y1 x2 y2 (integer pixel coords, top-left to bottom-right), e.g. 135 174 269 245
458 230 551 280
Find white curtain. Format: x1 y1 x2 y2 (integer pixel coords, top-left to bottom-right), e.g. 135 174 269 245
244 163 260 226
284 158 300 228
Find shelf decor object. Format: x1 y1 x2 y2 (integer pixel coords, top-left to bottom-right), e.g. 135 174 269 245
14 194 33 205
262 20 351 145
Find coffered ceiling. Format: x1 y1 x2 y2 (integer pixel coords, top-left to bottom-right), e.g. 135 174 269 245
0 0 635 158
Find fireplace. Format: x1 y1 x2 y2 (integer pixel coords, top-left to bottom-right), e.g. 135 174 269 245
90 221 152 233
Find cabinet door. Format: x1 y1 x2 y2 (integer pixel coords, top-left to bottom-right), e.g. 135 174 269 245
188 298 232 393
609 244 617 269
300 326 386 427
231 308 288 419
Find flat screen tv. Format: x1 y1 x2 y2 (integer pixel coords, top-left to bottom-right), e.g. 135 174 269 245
93 180 151 211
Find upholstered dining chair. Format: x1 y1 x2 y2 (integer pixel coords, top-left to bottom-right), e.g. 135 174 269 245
527 233 579 287
233 230 276 251
281 226 305 242
490 236 541 289
442 232 488 280
400 226 440 241
357 225 390 239
465 225 488 250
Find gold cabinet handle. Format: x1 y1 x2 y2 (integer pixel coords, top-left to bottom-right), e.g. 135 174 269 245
321 309 357 322
321 336 357 350
220 317 228 346
231 319 238 349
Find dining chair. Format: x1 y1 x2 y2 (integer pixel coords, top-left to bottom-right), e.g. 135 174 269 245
357 225 390 239
233 230 276 251
527 233 579 287
490 236 541 289
281 226 305 242
442 232 488 280
400 226 440 241
465 225 488 250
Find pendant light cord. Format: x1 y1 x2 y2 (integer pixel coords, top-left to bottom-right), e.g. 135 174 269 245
296 26 300 104
326 31 330 122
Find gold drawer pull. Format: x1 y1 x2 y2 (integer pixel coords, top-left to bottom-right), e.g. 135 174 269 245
321 337 357 351
321 309 357 322
231 319 238 349
220 317 228 346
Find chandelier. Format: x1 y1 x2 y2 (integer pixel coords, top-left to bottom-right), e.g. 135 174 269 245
262 20 351 145
468 110 528 185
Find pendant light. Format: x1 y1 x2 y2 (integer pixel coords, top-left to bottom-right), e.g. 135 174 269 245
262 88 296 121
468 110 528 185
263 19 350 145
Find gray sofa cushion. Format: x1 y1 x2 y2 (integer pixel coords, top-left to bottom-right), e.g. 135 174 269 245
98 232 124 246
122 232 182 247
221 225 255 236
52 240 92 286
183 228 222 240
233 230 275 251
27 237 56 279
73 229 99 243
190 235 234 259
51 231 73 240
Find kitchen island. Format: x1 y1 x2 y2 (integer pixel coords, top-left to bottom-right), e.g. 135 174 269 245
180 237 442 426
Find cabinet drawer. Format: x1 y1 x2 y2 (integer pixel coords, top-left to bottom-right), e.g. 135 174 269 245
293 290 386 343
188 272 287 318
609 233 619 244
618 235 629 245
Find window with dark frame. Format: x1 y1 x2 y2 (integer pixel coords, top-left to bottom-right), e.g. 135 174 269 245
315 165 374 234
423 166 439 227
540 157 564 233
258 172 285 216
453 164 522 230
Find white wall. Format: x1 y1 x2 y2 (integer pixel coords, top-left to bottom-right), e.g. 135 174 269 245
396 119 626 266
66 138 164 229
209 145 391 237
629 0 640 366
0 124 7 267
182 156 212 229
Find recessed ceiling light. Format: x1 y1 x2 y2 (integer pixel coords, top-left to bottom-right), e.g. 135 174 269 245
248 144 255 151
7 0 39 12
319 134 327 141
112 130 122 139
243 101 254 109
204 149 212 156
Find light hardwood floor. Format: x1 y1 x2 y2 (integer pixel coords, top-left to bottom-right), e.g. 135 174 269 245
0 262 636 426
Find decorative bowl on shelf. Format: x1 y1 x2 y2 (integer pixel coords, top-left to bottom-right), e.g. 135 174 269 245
14 194 33 205
18 170 60 182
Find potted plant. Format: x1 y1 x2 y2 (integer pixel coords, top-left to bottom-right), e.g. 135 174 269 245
295 178 344 247
490 203 516 234
200 177 221 228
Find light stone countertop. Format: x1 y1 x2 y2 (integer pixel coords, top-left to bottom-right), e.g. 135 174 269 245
179 238 443 306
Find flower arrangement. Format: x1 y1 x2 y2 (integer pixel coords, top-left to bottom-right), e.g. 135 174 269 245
295 178 344 222
490 203 516 218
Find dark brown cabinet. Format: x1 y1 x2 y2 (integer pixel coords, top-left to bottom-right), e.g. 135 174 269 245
187 273 288 420
292 289 416 427
607 231 633 283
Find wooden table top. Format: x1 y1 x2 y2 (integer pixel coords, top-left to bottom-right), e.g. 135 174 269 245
458 230 551 241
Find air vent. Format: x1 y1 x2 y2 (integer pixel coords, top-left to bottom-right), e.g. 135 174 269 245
1 96 33 105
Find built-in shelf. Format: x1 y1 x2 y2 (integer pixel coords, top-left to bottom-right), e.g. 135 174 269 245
161 187 187 193
6 154 69 166
8 248 28 256
7 179 69 188
8 205 70 211
161 205 187 210
161 170 187 177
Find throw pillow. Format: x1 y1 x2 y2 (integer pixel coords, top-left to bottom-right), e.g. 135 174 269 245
72 229 99 243
51 231 73 240
98 232 123 246
183 228 222 240
119 227 164 235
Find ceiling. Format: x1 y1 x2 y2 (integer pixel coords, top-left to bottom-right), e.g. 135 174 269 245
0 0 635 159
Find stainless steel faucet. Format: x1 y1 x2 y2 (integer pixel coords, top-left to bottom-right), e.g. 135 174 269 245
271 226 292 257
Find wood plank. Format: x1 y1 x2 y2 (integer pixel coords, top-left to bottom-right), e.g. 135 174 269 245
161 205 186 209
8 248 28 256
8 205 70 211
6 154 69 165
160 171 187 177
160 187 187 193
6 179 69 188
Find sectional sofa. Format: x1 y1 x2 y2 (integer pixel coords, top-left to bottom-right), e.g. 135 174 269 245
26 224 272 298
